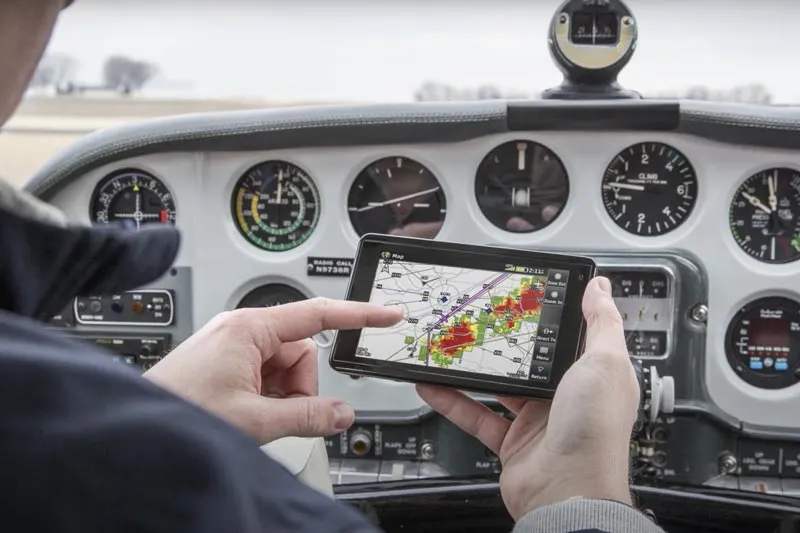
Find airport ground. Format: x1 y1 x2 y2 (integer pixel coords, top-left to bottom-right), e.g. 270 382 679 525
1 96 316 187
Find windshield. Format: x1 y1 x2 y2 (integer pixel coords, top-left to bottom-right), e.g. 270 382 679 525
34 1 791 103
1 1 791 185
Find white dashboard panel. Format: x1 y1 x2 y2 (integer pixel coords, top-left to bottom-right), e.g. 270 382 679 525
48 131 800 426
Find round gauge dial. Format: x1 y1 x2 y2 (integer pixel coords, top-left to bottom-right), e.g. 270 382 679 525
89 169 176 229
475 140 569 233
601 142 697 236
729 167 800 264
236 284 307 309
347 156 446 238
725 296 800 389
231 161 321 251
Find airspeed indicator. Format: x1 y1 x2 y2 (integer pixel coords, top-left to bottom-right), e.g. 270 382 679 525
230 161 321 252
601 142 697 236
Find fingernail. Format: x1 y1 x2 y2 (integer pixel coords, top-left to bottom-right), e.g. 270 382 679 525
596 276 611 296
333 402 354 431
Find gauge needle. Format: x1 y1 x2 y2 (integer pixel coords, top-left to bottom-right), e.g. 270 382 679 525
357 186 440 212
277 169 283 204
135 192 141 230
603 182 645 192
741 191 772 215
768 171 778 212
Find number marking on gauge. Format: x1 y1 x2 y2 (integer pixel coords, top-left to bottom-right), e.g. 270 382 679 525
231 161 320 252
729 167 800 264
601 142 697 236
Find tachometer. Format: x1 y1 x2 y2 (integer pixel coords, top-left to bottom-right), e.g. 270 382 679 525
729 167 800 264
235 284 331 345
231 161 321 251
236 284 307 308
725 296 800 389
347 156 446 238
475 140 569 233
601 142 697 236
90 169 176 229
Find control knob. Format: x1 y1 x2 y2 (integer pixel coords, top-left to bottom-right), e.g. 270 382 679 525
632 361 675 430
349 429 373 456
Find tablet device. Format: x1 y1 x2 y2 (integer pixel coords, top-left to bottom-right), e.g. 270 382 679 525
329 234 596 399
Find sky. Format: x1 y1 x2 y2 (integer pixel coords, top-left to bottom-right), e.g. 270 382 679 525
45 0 800 102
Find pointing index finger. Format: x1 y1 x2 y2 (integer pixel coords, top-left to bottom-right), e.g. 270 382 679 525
265 297 404 344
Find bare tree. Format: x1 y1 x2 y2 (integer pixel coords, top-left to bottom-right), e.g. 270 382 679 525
724 83 772 105
102 55 159 93
415 81 527 101
29 53 77 89
415 81 458 101
476 85 503 100
684 86 710 101
655 83 772 104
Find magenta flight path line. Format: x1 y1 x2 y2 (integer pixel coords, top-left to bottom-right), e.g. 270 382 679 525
430 271 512 329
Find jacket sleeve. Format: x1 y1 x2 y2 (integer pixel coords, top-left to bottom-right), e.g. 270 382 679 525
0 314 379 533
512 498 665 533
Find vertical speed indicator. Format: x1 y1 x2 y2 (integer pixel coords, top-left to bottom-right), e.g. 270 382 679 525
601 142 697 236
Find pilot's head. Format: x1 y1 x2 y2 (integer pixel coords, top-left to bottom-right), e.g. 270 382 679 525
0 0 71 225
0 0 179 323
0 0 70 127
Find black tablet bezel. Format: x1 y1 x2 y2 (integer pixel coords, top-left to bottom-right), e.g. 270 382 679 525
329 234 596 400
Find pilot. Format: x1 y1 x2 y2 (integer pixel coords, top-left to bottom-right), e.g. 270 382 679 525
0 1 664 532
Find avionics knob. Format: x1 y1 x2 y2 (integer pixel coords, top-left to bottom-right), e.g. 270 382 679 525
632 361 676 428
718 453 738 475
643 365 675 424
349 430 372 456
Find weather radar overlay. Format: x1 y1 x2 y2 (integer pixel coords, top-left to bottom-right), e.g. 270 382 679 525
357 256 548 380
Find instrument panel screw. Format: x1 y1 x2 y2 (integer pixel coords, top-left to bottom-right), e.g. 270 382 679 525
689 304 708 324
718 453 737 475
420 442 436 460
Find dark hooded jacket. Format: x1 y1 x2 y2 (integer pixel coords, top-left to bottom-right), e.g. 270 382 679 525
0 205 377 532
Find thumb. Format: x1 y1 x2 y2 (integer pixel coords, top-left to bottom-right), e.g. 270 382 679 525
581 276 628 356
246 396 355 442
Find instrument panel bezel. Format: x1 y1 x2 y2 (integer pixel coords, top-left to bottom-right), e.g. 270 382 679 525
596 261 678 361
